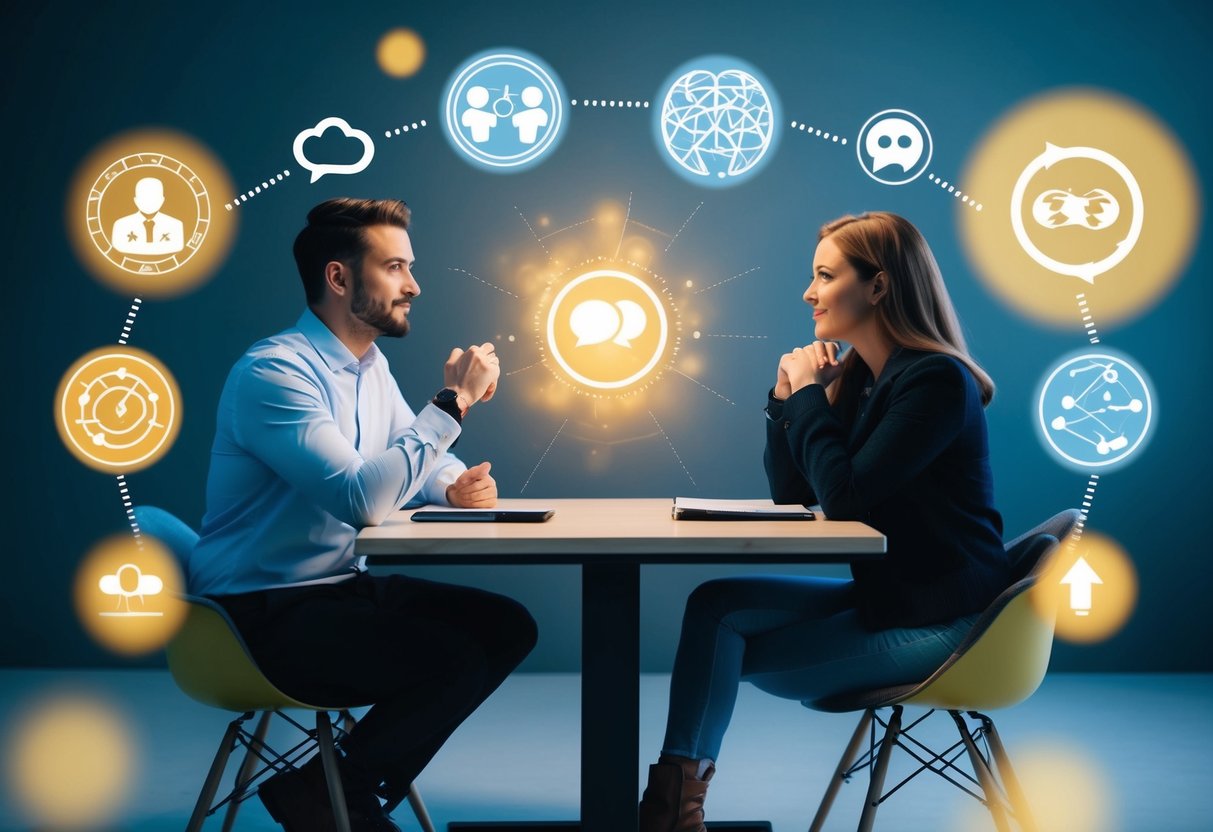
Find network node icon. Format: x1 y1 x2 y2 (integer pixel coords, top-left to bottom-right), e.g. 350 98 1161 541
442 48 566 172
55 346 182 474
1036 350 1154 472
655 55 779 188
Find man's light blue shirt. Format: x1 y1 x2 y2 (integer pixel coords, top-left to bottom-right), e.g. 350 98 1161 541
189 308 465 597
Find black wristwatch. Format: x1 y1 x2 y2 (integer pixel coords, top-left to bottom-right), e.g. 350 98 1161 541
431 388 464 424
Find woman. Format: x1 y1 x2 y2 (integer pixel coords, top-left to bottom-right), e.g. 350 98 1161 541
638 212 1008 831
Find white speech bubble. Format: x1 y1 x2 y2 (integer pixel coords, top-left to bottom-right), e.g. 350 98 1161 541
293 116 376 183
865 117 923 173
570 300 620 347
613 300 647 346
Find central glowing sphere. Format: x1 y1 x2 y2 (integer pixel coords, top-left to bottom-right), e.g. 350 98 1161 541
544 268 672 391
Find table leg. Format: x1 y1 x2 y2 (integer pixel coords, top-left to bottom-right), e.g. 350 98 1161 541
581 562 640 832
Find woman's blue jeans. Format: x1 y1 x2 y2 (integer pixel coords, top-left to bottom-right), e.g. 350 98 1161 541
660 575 979 762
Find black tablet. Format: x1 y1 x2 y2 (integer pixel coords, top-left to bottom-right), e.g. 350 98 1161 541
411 509 555 523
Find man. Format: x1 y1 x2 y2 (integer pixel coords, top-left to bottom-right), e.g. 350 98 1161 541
111 176 185 255
189 197 538 832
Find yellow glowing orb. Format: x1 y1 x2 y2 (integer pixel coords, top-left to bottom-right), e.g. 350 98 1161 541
66 128 237 298
959 88 1199 328
74 534 186 655
376 28 426 78
1029 529 1138 644
55 346 182 474
540 264 679 394
3 693 137 829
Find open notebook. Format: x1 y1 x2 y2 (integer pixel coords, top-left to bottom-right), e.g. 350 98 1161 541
672 498 815 520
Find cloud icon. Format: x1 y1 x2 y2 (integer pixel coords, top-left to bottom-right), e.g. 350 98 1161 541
99 563 163 600
293 116 376 183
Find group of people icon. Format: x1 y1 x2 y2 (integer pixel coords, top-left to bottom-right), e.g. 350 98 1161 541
461 84 549 144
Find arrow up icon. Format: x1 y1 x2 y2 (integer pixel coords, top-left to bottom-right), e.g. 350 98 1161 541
1060 556 1103 616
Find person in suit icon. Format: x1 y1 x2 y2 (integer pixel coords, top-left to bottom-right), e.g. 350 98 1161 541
112 176 185 256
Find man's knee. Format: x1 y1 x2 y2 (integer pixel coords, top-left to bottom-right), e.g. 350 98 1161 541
685 578 739 621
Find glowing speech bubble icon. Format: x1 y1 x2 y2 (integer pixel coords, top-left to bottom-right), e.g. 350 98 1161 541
292 116 376 183
570 299 648 347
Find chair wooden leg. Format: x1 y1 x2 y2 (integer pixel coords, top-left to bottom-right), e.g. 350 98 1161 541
857 706 902 832
809 709 874 832
982 717 1037 832
220 711 272 832
405 782 437 832
187 715 245 832
950 711 1010 832
316 711 352 832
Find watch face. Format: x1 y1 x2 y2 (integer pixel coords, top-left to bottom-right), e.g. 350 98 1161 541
434 388 457 403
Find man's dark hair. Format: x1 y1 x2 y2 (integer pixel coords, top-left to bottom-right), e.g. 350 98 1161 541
292 198 411 305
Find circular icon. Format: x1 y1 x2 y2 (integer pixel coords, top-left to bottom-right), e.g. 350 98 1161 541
74 534 186 655
67 129 237 298
856 109 932 185
655 55 779 187
1030 530 1138 645
442 48 565 172
959 89 1199 328
542 268 675 392
1035 350 1154 472
1011 143 1144 283
55 346 182 474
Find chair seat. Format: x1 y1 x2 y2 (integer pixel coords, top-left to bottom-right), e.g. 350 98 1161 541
807 683 920 713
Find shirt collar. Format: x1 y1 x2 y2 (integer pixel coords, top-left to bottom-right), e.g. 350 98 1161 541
296 308 380 374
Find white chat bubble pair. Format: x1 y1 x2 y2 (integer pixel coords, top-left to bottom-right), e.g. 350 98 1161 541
570 299 647 347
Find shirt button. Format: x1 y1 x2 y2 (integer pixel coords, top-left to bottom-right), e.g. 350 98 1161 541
783 421 790 430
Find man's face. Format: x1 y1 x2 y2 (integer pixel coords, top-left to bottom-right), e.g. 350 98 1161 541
348 225 419 338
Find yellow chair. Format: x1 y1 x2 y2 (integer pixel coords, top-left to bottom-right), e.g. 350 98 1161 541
804 509 1081 832
134 506 436 832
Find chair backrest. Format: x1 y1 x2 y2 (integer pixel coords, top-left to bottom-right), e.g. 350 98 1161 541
132 505 323 712
901 509 1082 711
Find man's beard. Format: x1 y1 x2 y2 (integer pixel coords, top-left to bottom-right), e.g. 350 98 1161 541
350 268 411 338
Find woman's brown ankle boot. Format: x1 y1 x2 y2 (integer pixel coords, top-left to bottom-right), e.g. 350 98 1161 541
637 754 715 832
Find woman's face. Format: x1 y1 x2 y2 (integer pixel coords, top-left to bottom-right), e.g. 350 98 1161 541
804 234 877 341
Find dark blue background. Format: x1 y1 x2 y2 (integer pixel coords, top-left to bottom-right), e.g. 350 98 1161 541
4 0 1210 671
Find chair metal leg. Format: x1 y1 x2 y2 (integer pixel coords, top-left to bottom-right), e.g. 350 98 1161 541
981 717 1037 832
809 709 874 832
950 711 1010 832
187 715 246 832
220 711 273 832
857 706 902 832
316 711 352 832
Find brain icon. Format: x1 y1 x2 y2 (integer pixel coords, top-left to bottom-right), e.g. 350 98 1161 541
660 67 774 182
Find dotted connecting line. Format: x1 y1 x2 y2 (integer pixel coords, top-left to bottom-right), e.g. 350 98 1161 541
1067 475 1100 552
506 360 544 377
789 120 848 145
695 265 761 294
649 411 696 486
926 174 982 211
117 474 142 546
571 99 650 109
701 333 767 340
614 192 633 259
665 201 703 253
539 218 595 241
521 418 568 493
383 119 428 139
1076 293 1101 344
447 267 519 298
226 169 291 211
671 368 735 405
116 298 143 346
515 205 551 258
